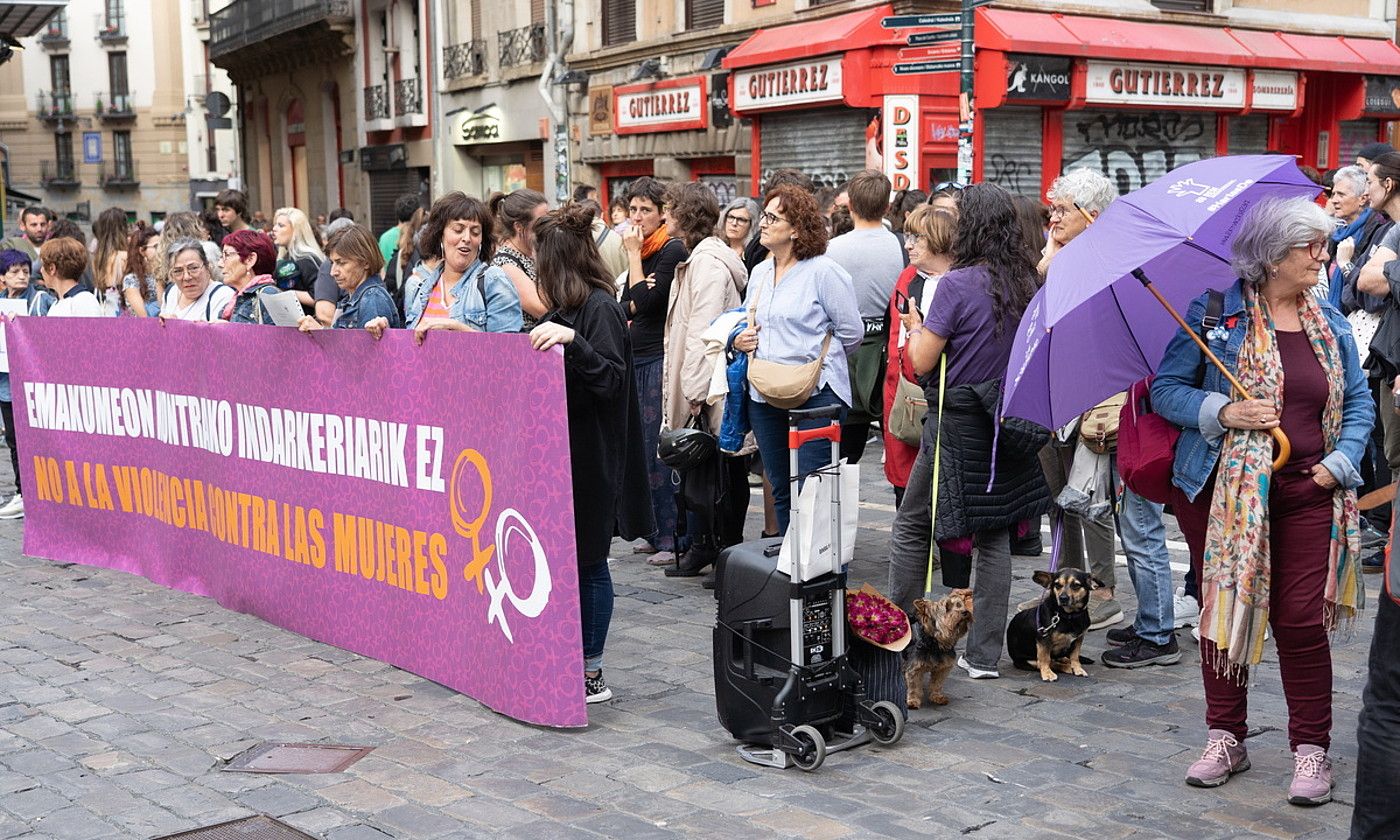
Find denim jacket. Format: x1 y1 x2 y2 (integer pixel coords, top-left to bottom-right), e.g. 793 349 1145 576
1151 280 1374 502
403 260 522 333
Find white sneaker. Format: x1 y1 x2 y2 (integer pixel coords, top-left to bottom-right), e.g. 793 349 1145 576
1173 593 1200 629
0 493 24 520
957 654 999 680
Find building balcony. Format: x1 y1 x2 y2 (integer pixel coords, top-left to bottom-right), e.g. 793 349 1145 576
39 21 68 49
96 91 135 122
36 91 75 125
209 0 354 80
498 23 544 69
364 82 391 131
100 161 139 189
41 161 79 190
96 13 127 45
444 40 486 80
394 77 426 126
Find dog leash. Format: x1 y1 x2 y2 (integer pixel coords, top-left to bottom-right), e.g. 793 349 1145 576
925 354 947 595
1035 599 1061 638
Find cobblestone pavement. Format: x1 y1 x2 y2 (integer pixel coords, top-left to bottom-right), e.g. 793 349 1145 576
0 449 1374 839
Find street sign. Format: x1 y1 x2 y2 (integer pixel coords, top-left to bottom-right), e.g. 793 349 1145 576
881 13 960 28
893 60 961 75
907 30 960 46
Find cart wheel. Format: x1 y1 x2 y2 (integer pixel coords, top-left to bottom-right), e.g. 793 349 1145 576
790 725 826 771
868 700 905 746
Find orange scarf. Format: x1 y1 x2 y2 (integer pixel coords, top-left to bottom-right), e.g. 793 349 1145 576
640 224 671 260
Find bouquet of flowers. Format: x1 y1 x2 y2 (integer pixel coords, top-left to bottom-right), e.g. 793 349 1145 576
845 583 911 652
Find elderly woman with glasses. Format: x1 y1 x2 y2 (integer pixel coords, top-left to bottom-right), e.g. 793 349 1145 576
1152 197 1371 807
1327 164 1391 314
161 239 235 322
716 197 760 261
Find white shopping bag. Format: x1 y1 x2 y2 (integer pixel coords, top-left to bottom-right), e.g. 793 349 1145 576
778 462 859 582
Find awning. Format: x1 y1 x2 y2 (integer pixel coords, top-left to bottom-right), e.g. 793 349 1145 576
5 185 41 205
723 3 901 69
0 1 65 38
976 8 1400 75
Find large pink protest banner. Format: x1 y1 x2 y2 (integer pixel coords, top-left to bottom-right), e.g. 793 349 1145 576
9 318 585 727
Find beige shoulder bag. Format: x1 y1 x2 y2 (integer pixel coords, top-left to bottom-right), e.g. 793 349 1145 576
746 286 832 410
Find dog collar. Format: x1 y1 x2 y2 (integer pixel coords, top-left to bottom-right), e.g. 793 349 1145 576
1035 600 1060 638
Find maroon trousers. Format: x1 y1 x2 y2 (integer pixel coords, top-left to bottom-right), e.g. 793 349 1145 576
1173 471 1335 751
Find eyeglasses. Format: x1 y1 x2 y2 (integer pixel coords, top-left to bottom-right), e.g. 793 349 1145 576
725 214 751 225
905 233 925 246
168 265 206 280
759 211 787 227
1047 205 1081 221
1292 241 1328 261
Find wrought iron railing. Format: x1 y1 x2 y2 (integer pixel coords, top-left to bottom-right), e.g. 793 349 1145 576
100 161 139 187
209 0 353 58
96 91 135 118
394 77 422 116
41 161 80 188
444 40 486 79
36 90 75 120
364 83 390 121
97 8 127 43
40 14 68 47
498 23 544 68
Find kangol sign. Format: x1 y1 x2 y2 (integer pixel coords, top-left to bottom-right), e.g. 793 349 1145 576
734 57 844 111
613 77 707 134
1085 60 1246 109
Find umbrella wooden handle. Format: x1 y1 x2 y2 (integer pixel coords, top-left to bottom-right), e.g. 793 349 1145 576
1135 273 1292 472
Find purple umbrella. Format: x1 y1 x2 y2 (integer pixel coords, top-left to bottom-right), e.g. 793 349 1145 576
1002 154 1322 467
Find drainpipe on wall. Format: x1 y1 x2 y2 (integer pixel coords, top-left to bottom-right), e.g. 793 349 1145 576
538 0 574 203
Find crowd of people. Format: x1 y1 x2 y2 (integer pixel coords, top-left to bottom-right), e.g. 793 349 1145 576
4 149 1400 831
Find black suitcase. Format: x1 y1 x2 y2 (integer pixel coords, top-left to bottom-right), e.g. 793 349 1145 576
711 406 905 770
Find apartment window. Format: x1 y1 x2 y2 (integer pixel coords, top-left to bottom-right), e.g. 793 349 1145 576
113 131 133 175
470 0 481 39
50 54 70 93
104 0 125 31
108 52 129 96
603 0 635 47
686 0 723 31
55 133 74 175
531 0 544 24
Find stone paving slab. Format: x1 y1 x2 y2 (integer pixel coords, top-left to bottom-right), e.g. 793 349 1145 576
0 451 1374 838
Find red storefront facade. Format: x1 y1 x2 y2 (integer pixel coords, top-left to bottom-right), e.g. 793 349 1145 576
724 4 1400 199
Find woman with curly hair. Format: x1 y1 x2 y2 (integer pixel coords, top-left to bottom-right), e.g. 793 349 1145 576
732 183 863 534
888 182 1051 679
120 226 162 317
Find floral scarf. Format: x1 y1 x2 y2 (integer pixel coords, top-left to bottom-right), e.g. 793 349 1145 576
1200 283 1361 675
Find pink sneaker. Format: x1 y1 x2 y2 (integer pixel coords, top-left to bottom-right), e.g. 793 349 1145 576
1185 729 1250 787
1288 745 1333 806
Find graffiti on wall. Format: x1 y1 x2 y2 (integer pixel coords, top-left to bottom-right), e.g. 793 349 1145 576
985 155 1036 196
1065 112 1213 194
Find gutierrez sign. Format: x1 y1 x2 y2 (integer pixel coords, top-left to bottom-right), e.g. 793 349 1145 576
613 76 708 134
734 57 844 111
1085 60 1246 110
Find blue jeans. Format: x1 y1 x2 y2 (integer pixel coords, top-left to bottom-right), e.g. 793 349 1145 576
579 561 614 673
634 355 677 551
1353 585 1400 838
1117 486 1174 645
748 386 847 535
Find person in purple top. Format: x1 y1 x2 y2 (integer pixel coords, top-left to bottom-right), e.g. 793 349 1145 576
887 182 1050 679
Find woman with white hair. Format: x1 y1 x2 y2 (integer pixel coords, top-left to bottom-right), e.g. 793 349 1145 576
1152 197 1371 806
716 197 760 262
1038 168 1118 276
1329 164 1391 314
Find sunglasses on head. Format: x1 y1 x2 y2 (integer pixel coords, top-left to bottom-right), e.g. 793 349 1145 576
933 181 967 193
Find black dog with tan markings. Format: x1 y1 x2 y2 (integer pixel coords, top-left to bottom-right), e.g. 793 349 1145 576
1006 569 1103 682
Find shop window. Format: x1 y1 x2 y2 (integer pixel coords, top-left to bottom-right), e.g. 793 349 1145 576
686 0 723 31
1149 0 1212 11
603 0 635 47
1340 120 1381 168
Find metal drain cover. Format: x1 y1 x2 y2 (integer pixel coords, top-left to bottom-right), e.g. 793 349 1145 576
222 742 374 774
154 814 318 839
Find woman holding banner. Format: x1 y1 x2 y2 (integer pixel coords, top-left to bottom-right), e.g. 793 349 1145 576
297 225 400 332
161 240 235 322
365 193 521 341
528 203 654 705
